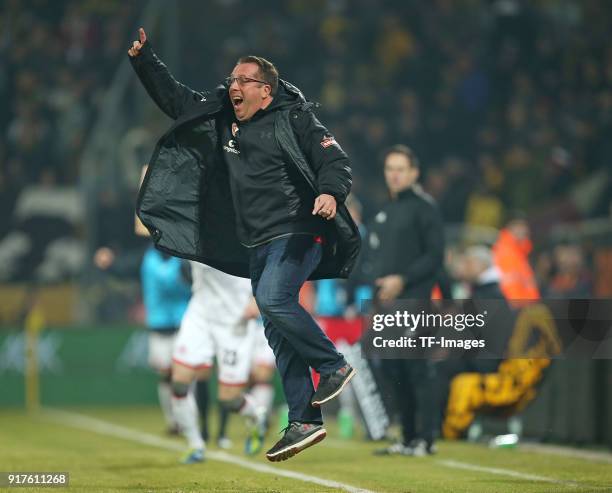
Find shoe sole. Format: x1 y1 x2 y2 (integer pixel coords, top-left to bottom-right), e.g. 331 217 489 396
266 428 327 462
311 368 357 407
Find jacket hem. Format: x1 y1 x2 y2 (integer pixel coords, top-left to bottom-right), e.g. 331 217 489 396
241 231 319 249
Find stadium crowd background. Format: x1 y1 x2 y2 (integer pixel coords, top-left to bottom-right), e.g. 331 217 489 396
1 0 611 303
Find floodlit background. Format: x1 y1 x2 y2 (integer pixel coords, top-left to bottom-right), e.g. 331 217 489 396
0 1 611 492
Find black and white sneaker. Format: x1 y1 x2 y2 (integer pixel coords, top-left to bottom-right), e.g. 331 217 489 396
265 422 327 462
311 363 356 407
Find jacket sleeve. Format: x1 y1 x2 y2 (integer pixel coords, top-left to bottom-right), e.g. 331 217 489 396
129 41 208 120
292 109 352 203
401 201 445 286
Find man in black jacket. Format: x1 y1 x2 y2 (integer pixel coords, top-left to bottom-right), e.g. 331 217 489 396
128 28 358 462
365 145 445 456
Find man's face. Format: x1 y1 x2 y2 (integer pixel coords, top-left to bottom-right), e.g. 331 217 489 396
228 62 272 121
384 152 419 196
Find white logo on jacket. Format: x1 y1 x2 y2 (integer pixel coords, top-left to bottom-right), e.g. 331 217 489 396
223 139 240 154
375 211 387 223
369 232 380 250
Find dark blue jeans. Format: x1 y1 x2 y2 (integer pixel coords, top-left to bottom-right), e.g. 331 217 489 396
249 235 346 424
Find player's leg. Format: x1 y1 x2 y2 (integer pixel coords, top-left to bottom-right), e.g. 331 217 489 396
216 406 232 449
159 370 178 434
248 319 276 416
217 382 259 419
249 366 275 416
244 359 275 455
148 331 179 434
195 378 210 442
171 362 210 463
171 300 214 463
215 321 267 454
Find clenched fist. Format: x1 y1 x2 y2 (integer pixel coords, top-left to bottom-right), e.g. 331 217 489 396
127 28 147 57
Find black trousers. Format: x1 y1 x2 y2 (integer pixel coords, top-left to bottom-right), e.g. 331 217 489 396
382 359 437 446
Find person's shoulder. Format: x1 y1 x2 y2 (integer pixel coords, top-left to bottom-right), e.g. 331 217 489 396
412 186 439 210
287 104 320 142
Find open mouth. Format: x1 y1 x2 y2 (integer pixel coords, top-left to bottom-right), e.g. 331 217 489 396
232 95 244 110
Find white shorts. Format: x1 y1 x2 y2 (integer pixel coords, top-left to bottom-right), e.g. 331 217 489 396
249 319 276 368
148 331 177 371
173 299 255 386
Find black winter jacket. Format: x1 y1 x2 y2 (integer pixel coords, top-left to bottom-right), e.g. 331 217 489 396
129 42 360 279
363 186 444 298
219 83 346 247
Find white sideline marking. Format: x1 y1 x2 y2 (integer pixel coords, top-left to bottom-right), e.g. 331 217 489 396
43 409 376 493
438 459 578 488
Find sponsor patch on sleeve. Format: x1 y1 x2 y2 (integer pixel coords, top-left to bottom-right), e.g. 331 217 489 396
320 135 337 148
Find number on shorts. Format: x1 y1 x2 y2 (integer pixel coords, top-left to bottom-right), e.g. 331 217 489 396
222 350 237 366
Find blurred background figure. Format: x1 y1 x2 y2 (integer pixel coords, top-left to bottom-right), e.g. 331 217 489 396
136 164 192 436
140 244 191 435
462 245 505 300
492 215 541 305
366 145 445 457
435 245 507 442
170 262 268 464
543 243 592 298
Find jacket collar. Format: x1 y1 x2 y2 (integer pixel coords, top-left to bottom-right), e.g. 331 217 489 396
395 185 419 201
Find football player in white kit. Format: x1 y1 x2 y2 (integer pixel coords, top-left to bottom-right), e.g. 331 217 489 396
170 261 273 463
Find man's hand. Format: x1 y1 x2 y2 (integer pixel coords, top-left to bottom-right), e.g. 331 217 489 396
312 194 337 220
127 28 147 57
375 275 405 301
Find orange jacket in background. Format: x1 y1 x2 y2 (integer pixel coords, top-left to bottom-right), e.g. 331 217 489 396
492 228 540 303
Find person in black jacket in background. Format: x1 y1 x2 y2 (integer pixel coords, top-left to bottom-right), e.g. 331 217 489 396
364 145 445 456
128 28 358 462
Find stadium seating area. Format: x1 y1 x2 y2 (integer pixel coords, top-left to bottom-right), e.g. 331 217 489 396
0 0 143 281
174 0 612 225
1 0 611 288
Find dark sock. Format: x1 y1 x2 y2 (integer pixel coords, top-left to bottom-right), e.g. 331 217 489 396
195 380 209 441
218 406 231 439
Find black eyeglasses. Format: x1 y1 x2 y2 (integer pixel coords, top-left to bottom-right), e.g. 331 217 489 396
225 75 268 87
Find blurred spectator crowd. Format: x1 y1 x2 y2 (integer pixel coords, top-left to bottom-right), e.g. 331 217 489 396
0 0 611 292
177 0 612 228
0 0 143 282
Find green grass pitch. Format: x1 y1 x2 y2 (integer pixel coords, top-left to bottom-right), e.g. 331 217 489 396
1 406 610 492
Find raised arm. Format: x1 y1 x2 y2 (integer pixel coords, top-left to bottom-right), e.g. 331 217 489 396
128 28 207 119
